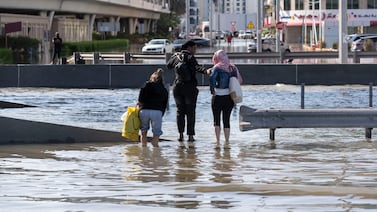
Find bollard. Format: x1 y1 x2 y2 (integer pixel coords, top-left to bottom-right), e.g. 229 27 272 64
61 57 67 64
93 52 100 64
369 82 373 107
74 52 81 64
280 50 284 63
124 52 131 64
301 83 305 109
269 128 275 141
353 51 360 63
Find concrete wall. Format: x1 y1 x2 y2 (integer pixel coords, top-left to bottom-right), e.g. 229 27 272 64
1 64 377 88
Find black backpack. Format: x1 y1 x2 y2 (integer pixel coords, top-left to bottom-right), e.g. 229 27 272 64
175 61 192 83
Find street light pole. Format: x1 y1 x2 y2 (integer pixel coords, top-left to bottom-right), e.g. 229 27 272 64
339 0 347 63
186 0 189 39
209 0 213 47
275 0 280 53
257 0 262 52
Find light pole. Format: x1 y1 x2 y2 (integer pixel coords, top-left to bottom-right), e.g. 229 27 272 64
209 0 213 47
257 0 262 53
339 0 347 63
186 0 189 38
275 0 280 54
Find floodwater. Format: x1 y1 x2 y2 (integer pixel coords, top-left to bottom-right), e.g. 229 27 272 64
133 38 377 65
1 85 377 211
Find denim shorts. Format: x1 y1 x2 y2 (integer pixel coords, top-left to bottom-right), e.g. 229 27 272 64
139 109 163 136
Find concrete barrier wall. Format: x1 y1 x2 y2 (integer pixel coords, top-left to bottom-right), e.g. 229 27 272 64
1 64 377 88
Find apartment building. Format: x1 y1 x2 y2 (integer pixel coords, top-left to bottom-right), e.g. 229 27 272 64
279 0 377 46
197 0 257 32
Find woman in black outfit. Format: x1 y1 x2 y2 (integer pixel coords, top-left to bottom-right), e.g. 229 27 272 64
167 40 210 148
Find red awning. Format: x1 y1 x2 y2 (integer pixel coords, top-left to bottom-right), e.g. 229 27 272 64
286 21 319 27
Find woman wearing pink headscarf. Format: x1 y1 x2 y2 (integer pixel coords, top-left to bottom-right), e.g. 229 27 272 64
209 50 242 149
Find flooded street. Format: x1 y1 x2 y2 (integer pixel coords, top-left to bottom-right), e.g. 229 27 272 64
132 38 377 65
1 85 377 211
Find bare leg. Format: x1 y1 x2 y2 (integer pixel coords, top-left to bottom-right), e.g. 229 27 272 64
141 131 148 147
224 128 230 149
214 126 221 149
151 135 159 147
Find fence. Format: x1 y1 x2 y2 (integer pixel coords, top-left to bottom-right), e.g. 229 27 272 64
72 51 377 64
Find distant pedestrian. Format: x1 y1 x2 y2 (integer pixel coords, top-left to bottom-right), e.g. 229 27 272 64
52 32 63 64
209 49 242 150
226 34 232 46
137 68 169 147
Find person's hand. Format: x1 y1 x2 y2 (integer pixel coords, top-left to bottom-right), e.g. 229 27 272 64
206 68 212 75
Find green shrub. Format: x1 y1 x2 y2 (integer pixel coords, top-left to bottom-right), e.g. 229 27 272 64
0 48 13 64
61 39 129 57
363 39 374 51
332 42 338 49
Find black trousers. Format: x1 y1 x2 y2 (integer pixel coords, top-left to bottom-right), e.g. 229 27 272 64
173 82 199 136
211 95 234 128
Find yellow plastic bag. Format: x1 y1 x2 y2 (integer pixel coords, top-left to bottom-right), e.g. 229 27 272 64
121 106 140 141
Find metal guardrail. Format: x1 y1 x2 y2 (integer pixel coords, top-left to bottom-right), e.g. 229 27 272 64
73 51 377 64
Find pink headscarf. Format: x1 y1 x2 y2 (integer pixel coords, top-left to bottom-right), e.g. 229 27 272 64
212 49 243 83
212 49 232 72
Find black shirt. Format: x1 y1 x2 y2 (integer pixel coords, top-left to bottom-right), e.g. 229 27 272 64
138 81 168 115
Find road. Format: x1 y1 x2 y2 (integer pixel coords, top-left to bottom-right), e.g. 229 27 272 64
132 38 377 64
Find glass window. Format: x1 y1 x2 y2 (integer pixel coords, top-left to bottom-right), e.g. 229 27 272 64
348 0 359 9
309 1 319 10
326 0 338 9
283 0 291 10
368 0 377 8
295 0 304 10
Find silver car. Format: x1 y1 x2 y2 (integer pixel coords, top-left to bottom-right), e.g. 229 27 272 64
351 35 377 51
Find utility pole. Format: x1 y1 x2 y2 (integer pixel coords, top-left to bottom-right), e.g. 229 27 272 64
257 0 262 52
275 0 280 53
209 0 213 47
339 0 347 63
186 0 190 39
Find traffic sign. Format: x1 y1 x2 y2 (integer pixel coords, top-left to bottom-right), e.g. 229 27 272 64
276 21 284 30
247 21 254 29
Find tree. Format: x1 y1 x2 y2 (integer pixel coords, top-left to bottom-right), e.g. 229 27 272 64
170 0 186 15
156 13 181 38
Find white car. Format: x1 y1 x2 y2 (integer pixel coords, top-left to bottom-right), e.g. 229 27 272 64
351 35 377 51
248 38 293 62
238 29 254 39
248 38 290 53
141 39 173 54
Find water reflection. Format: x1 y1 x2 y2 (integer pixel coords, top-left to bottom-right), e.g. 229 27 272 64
123 145 170 182
175 148 201 182
211 149 235 184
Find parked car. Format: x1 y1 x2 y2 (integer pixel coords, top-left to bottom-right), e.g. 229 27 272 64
351 35 377 51
248 38 290 53
346 33 377 44
238 29 254 39
248 38 293 62
141 39 174 54
190 37 210 47
238 30 246 39
215 30 225 39
172 39 186 52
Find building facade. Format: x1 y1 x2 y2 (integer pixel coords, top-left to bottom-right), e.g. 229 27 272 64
279 0 377 46
197 0 258 33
